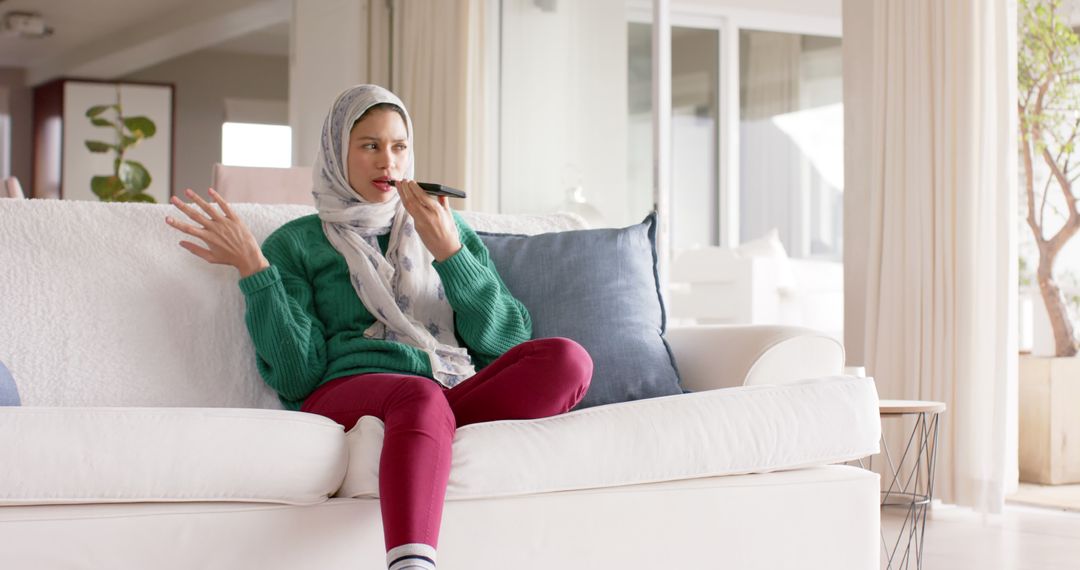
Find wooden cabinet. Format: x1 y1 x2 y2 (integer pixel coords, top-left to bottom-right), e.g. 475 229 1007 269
32 78 174 202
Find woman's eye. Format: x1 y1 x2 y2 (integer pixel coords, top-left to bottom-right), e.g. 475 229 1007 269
394 144 408 151
362 143 377 150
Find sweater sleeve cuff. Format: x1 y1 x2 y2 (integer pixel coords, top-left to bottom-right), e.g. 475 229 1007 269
432 245 489 293
238 265 281 295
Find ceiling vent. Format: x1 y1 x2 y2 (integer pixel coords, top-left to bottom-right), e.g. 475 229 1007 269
1 11 53 39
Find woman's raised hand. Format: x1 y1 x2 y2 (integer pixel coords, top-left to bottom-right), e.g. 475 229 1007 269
166 188 270 278
397 179 462 262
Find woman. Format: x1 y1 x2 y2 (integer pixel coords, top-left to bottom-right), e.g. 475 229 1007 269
166 84 593 570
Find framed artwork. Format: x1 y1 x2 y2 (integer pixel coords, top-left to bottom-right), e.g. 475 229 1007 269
32 79 174 203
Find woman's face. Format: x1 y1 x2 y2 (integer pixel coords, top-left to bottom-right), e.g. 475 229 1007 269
347 107 410 203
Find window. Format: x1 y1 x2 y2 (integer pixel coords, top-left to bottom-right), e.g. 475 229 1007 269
629 23 720 250
739 31 843 260
499 0 653 229
220 122 292 168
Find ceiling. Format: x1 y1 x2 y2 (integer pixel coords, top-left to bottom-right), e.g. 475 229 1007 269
0 0 289 82
204 22 289 57
0 0 840 80
0 0 194 68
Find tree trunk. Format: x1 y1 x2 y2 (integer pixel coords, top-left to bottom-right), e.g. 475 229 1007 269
1037 249 1078 356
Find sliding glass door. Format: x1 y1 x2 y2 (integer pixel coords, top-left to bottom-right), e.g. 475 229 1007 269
629 22 719 250
739 30 843 260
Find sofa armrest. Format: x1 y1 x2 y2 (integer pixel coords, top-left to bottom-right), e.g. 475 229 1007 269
666 324 845 392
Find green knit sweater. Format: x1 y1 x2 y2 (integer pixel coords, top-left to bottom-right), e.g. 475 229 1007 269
238 213 532 410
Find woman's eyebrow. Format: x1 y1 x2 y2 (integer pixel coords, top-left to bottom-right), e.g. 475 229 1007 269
355 135 408 142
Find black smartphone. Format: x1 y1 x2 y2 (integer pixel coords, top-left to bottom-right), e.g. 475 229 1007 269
389 180 467 199
417 182 466 199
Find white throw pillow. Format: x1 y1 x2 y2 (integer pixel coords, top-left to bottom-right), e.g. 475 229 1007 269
736 228 798 296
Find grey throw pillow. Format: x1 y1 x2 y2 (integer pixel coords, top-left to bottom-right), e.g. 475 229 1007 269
478 213 682 409
0 361 19 406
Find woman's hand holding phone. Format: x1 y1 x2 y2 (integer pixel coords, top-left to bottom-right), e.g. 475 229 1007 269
397 179 462 262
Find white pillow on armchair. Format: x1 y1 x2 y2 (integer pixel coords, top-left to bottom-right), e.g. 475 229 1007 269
735 228 798 296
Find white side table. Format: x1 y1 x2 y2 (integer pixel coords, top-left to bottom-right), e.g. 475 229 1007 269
872 400 946 570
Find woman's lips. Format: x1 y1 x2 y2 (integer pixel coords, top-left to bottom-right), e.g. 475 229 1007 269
372 179 395 193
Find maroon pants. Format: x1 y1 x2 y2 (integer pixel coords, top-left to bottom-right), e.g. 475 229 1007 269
301 337 593 551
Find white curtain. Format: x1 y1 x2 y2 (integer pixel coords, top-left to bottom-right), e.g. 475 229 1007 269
392 0 490 211
864 0 1018 511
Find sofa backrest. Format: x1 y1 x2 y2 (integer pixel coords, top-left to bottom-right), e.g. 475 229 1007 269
0 199 585 408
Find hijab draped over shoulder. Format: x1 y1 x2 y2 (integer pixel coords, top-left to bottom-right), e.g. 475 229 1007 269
311 84 474 388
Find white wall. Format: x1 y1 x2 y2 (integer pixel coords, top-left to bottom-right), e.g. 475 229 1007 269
500 0 635 227
124 50 289 194
289 0 368 168
0 67 32 189
841 0 872 366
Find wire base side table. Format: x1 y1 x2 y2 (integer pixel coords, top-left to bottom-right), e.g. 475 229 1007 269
862 400 946 570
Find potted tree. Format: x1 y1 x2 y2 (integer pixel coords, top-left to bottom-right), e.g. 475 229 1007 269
1018 0 1080 484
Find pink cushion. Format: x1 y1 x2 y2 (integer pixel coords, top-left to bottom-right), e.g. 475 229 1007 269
211 164 313 205
3 177 24 199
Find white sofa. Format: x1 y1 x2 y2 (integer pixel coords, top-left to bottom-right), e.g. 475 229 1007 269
0 198 881 569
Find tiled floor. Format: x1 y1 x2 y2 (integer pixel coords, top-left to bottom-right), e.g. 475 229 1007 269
882 504 1080 569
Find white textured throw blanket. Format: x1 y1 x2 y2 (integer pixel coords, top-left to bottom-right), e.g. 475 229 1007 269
0 199 584 408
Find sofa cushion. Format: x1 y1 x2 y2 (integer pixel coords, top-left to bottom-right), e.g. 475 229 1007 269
0 361 18 406
336 375 881 500
478 214 682 409
0 407 347 506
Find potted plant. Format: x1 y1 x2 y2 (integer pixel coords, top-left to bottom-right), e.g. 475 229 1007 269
84 85 158 203
1018 0 1080 484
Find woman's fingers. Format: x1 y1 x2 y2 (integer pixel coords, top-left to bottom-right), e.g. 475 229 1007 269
406 180 436 211
166 187 263 273
165 215 211 240
178 240 217 263
185 189 224 221
170 195 211 227
400 180 426 214
208 188 238 220
397 179 412 208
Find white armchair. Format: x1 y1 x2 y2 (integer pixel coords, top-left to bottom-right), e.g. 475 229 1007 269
667 324 846 390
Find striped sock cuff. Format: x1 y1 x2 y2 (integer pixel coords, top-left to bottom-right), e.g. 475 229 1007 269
387 543 437 570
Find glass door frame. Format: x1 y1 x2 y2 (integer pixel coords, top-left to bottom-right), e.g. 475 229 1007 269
627 2 841 251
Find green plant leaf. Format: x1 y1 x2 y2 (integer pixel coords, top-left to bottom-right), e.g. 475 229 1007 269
85 140 113 153
90 117 116 128
124 192 157 203
86 105 115 118
91 175 123 201
123 116 156 139
119 160 151 192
